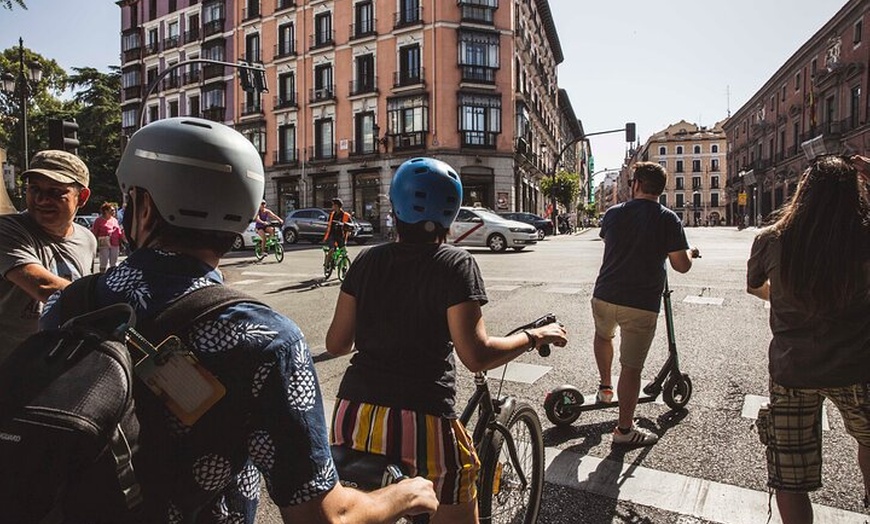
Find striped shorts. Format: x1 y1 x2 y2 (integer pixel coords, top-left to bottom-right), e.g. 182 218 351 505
330 398 480 504
762 379 870 492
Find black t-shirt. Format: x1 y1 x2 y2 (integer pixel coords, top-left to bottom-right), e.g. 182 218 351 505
594 199 689 312
337 243 488 417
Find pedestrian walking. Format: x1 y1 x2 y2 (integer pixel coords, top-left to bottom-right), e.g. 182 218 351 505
747 154 870 523
91 201 124 271
590 161 699 446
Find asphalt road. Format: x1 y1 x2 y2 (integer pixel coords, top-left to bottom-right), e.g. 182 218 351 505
218 228 868 524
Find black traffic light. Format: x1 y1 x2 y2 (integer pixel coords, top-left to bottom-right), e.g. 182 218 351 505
239 64 268 93
48 118 79 154
625 122 636 143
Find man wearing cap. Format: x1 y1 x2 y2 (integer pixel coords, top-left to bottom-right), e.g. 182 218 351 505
0 150 95 361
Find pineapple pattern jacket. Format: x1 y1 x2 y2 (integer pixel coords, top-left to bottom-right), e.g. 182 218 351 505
41 248 336 523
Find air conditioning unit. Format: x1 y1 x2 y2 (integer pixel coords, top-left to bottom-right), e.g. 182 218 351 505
314 89 326 100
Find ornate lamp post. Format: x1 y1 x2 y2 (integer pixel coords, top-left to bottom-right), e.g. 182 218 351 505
1 37 43 171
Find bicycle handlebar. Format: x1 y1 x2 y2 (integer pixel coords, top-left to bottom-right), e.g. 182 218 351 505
383 465 430 524
505 313 557 357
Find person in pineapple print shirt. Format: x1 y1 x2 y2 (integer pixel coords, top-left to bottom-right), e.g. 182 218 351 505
40 118 437 524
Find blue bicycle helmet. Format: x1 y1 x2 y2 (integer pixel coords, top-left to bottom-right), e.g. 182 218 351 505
389 157 462 228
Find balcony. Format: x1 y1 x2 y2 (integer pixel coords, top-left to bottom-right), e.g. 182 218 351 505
348 139 379 157
123 86 142 100
183 70 201 85
275 0 296 11
274 148 299 166
310 30 335 51
349 19 377 40
203 19 225 37
184 27 200 44
393 68 425 88
394 7 423 29
459 4 496 25
163 35 180 50
273 43 297 60
161 75 181 90
240 102 264 116
349 77 377 96
273 93 297 109
391 131 427 151
202 106 226 122
309 144 337 161
309 85 335 103
144 42 160 56
202 64 225 80
461 131 497 148
460 65 496 84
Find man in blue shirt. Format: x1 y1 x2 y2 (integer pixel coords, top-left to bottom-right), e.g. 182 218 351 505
42 118 436 523
592 162 699 446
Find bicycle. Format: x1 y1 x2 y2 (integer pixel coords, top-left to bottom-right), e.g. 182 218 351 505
322 244 350 281
254 223 284 263
461 313 555 524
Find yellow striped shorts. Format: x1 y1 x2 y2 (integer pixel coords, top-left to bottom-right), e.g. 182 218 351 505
330 398 480 504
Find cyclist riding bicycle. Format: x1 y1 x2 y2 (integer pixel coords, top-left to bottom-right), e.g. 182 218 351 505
325 157 568 524
254 199 283 246
323 197 352 266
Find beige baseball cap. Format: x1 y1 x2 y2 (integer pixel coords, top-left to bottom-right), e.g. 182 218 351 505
22 150 89 188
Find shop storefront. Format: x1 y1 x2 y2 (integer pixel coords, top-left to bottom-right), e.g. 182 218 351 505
311 173 338 209
352 171 382 233
460 166 494 209
276 177 300 218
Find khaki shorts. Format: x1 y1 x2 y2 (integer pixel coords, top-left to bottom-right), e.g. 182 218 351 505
760 380 870 492
591 297 658 370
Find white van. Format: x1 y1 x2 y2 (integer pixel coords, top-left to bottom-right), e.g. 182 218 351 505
448 207 538 252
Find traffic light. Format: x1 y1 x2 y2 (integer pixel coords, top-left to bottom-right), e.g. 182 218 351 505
48 118 79 155
625 122 636 143
239 64 268 93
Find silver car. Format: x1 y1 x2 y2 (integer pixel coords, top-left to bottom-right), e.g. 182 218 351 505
282 208 372 245
448 207 538 252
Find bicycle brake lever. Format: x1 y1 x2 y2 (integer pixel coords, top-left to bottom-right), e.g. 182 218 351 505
534 313 557 328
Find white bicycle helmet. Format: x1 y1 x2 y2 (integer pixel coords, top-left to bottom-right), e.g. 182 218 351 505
117 117 265 234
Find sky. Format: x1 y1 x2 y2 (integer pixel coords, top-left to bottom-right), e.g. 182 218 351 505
0 0 851 178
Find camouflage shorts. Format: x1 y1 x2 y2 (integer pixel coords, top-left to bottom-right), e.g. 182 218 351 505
759 379 870 492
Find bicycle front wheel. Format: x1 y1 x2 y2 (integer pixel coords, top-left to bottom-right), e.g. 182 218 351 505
274 241 285 263
254 239 266 261
478 402 544 524
337 255 350 281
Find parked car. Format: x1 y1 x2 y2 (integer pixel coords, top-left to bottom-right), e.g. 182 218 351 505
498 212 553 240
231 220 284 250
282 208 373 245
73 213 99 230
448 207 538 252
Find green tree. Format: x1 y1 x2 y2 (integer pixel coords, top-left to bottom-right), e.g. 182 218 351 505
67 66 122 212
540 170 580 212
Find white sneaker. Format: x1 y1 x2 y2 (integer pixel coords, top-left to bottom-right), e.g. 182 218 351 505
596 386 614 404
612 425 659 446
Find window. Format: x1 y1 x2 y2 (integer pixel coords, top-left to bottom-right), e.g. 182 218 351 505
203 1 224 23
795 71 801 91
277 71 296 107
314 12 333 47
241 126 265 155
851 85 861 129
245 33 260 63
354 1 375 37
354 111 376 154
676 193 684 208
397 44 421 85
658 146 666 155
458 31 500 83
711 193 719 208
659 160 667 169
245 0 260 19
711 158 720 171
122 32 141 52
793 122 800 148
122 108 137 129
168 0 176 11
855 19 863 45
676 145 683 155
203 86 225 109
148 0 156 20
711 175 719 189
693 145 701 154
122 69 141 88
202 42 225 61
167 20 179 48
313 64 333 100
781 84 786 102
811 57 817 77
658 194 667 206
675 176 684 190
692 176 701 189
397 0 420 26
278 23 296 56
314 118 334 159
188 95 200 117
459 0 497 24
352 54 376 95
278 124 296 163
711 144 719 153
458 93 501 147
147 28 159 53
692 159 701 172
387 95 429 149
675 160 684 173
169 100 179 117
148 105 159 123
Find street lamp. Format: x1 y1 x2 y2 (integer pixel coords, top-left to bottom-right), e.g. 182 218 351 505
1 37 43 171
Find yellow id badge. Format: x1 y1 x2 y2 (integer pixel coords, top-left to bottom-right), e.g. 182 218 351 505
133 335 226 426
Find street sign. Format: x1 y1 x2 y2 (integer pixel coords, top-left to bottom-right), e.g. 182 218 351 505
738 192 747 206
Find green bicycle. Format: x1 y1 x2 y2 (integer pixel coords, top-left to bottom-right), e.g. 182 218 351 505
254 229 284 263
323 245 350 281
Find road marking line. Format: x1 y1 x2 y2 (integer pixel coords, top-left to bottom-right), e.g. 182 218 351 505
242 271 309 278
682 295 725 306
488 285 521 292
544 446 866 524
742 394 830 431
545 287 583 294
230 279 262 286
486 362 551 384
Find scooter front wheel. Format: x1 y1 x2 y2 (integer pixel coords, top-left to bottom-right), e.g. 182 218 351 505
544 385 584 427
662 373 693 411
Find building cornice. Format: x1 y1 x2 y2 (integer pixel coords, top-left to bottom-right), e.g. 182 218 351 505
535 0 564 64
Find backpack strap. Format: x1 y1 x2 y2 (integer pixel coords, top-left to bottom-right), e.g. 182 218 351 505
136 284 263 348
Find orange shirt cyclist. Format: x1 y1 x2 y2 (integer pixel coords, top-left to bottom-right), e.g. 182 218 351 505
323 198 352 263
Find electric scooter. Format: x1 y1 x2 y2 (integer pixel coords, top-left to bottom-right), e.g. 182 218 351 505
543 276 693 428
